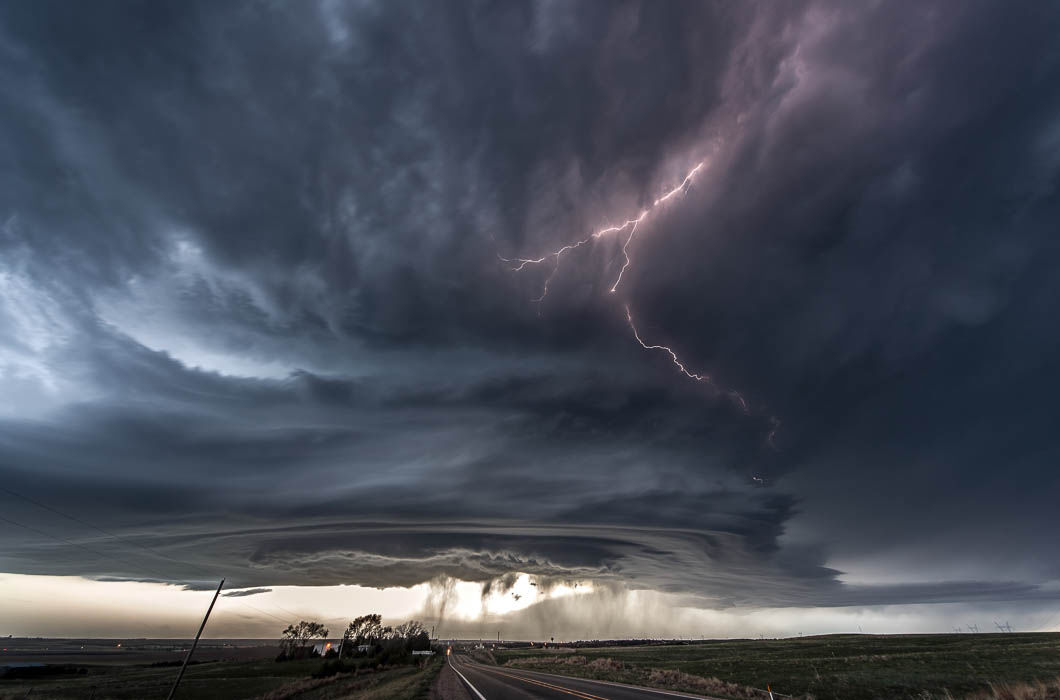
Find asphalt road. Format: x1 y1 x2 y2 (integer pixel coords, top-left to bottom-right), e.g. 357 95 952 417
447 654 723 700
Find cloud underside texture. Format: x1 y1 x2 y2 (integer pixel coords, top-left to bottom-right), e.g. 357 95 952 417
1 0 1059 609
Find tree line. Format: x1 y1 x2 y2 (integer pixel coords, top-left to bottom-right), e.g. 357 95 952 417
278 614 431 661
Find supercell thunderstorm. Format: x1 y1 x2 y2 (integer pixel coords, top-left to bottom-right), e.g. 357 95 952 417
500 157 780 448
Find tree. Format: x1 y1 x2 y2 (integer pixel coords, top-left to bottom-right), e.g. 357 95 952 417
393 620 431 651
342 613 385 651
338 614 432 659
280 620 329 655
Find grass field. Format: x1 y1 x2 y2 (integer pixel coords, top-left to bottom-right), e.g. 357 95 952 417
493 633 1060 700
0 655 444 700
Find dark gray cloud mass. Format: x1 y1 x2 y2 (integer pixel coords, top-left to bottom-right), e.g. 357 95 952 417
222 587 271 598
1 0 1059 612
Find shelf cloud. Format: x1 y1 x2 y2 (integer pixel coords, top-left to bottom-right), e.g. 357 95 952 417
1 0 1059 634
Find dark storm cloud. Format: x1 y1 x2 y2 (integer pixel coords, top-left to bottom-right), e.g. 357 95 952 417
223 588 272 598
1 0 1059 613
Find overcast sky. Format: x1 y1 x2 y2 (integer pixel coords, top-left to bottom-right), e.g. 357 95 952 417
2 0 1059 638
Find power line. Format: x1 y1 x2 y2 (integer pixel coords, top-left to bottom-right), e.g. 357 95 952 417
232 599 293 625
0 513 172 583
2 485 145 548
269 603 306 620
0 489 304 629
0 485 217 581
0 511 281 629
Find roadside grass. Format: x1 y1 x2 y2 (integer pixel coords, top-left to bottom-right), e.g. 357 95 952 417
260 656 443 700
466 648 498 666
966 678 1060 699
0 658 321 700
0 655 444 700
493 633 1060 700
498 654 770 700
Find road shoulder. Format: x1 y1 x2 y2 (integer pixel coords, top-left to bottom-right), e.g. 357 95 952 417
430 662 474 700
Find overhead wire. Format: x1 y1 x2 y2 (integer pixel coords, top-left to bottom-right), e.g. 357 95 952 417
0 484 218 581
0 488 313 630
0 513 170 582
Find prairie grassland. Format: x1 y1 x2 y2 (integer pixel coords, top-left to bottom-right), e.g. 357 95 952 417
0 655 443 700
260 657 443 700
965 678 1060 699
493 633 1060 700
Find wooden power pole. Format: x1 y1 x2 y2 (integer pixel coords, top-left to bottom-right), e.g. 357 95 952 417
166 578 225 700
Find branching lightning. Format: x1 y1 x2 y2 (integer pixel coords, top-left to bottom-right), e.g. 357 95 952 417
500 157 780 449
498 162 704 300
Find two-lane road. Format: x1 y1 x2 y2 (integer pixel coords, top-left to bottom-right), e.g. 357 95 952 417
447 654 723 700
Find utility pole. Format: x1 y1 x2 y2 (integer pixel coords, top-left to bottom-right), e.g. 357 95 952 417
166 578 224 700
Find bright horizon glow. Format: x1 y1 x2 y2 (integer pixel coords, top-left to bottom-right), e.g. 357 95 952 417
2 572 1055 640
0 572 593 639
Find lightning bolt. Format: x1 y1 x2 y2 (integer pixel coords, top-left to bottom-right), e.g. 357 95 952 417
500 157 780 449
625 305 750 414
499 161 705 300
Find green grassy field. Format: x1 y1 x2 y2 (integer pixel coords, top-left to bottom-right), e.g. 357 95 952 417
0 656 444 700
493 633 1060 700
